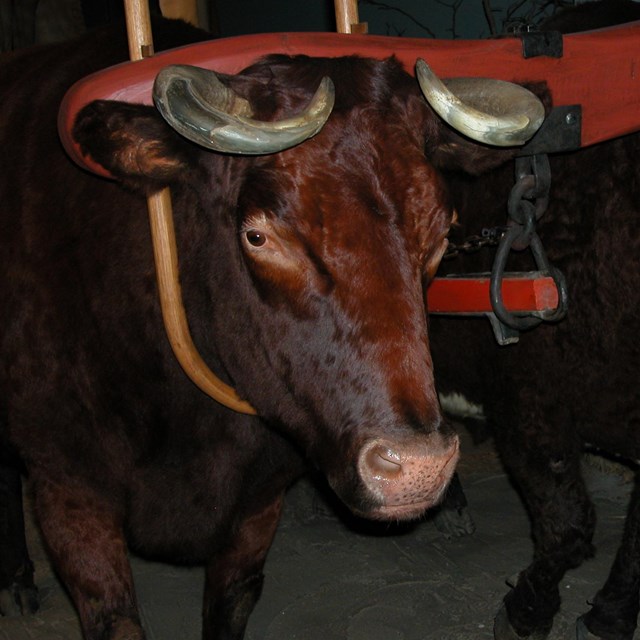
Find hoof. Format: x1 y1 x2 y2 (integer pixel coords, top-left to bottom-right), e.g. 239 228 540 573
575 615 634 640
432 506 476 538
494 603 549 640
576 616 600 640
0 582 39 616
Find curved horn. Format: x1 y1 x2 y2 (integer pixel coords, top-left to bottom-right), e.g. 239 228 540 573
416 58 544 146
153 64 335 154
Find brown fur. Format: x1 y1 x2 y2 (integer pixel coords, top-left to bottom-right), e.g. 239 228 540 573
0 18 484 640
431 5 640 635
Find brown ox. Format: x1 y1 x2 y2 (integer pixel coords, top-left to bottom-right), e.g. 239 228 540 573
0 18 541 640
431 3 640 639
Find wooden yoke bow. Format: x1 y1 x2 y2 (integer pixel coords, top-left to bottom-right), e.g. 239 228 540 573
124 0 256 414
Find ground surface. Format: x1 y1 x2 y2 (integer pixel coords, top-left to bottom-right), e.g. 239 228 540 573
0 433 634 640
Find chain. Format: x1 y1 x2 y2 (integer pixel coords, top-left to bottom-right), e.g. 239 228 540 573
490 154 568 331
444 226 507 259
440 155 568 339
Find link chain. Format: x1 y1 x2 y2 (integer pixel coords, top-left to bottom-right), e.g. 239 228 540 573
444 225 507 259
490 154 568 330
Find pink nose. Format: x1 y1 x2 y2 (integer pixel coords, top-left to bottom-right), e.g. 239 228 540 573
357 433 459 520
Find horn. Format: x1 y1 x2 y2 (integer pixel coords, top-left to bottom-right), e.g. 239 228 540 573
153 64 335 154
415 58 545 146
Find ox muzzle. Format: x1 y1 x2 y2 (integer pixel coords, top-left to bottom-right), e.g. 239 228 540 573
358 432 459 520
342 427 460 521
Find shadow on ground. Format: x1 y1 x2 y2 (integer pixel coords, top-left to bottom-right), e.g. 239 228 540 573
0 432 633 640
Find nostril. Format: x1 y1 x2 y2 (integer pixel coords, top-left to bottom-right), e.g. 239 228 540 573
356 435 459 517
366 445 402 480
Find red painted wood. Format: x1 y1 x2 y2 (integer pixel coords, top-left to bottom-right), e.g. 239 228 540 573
427 275 559 314
59 23 640 176
57 25 636 315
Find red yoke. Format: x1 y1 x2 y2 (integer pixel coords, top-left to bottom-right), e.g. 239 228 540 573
58 23 640 316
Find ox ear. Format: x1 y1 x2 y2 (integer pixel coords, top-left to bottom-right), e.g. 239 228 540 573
424 81 552 176
73 100 199 193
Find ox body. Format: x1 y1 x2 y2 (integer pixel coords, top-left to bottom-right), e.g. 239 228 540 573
434 134 640 640
0 17 542 640
432 5 640 639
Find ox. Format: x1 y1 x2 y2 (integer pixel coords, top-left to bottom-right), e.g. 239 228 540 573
0 16 543 640
431 3 640 639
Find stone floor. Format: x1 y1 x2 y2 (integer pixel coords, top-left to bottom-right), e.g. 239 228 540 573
0 432 634 640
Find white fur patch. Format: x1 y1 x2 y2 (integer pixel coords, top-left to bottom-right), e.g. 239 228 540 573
438 392 485 420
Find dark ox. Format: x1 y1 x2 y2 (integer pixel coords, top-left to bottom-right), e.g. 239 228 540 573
431 3 640 640
0 18 542 640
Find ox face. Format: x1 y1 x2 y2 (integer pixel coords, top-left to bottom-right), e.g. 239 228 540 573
230 100 459 520
74 54 540 522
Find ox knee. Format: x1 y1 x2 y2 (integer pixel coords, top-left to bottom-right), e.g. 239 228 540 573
203 495 284 639
32 478 141 639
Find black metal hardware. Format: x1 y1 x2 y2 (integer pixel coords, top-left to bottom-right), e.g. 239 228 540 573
521 30 563 58
518 105 582 156
444 226 507 259
489 154 569 336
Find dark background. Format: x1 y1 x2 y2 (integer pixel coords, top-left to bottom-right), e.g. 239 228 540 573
0 0 581 52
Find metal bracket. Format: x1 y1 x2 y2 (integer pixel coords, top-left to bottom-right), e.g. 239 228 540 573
518 105 582 156
520 30 563 58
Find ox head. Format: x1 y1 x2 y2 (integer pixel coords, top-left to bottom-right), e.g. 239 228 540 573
73 55 544 521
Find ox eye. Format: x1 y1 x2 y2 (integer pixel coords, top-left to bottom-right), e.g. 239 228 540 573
245 229 266 247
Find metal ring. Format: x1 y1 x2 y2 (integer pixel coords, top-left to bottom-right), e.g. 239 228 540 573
490 226 542 330
490 229 568 330
541 265 569 322
507 174 536 224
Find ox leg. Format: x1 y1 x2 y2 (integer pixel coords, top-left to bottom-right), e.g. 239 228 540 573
33 477 143 640
494 443 596 640
203 494 284 640
577 472 640 640
0 461 38 616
